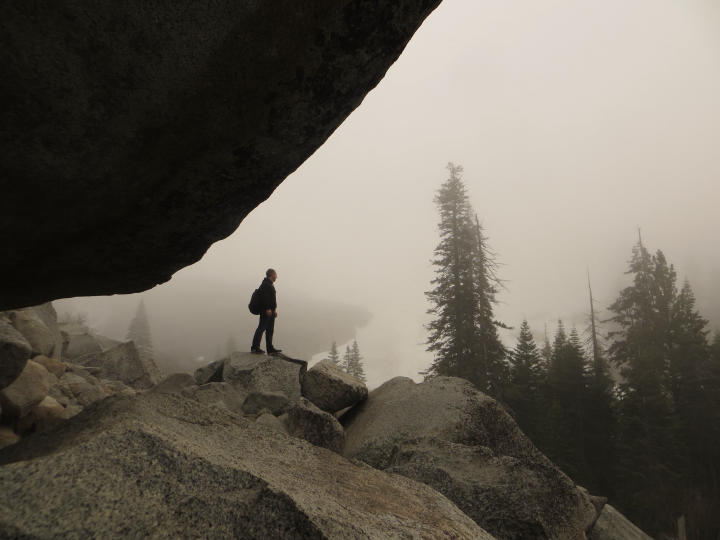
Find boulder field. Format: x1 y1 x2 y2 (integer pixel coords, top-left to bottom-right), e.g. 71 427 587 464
0 392 490 539
0 304 152 446
0 304 653 538
0 356 489 538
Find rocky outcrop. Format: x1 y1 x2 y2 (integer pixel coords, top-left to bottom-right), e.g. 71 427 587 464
1 304 67 392
75 341 161 390
589 505 652 540
0 340 652 539
32 355 66 378
301 359 368 413
152 372 195 395
283 398 345 454
0 306 142 445
222 353 303 402
56 371 108 408
17 396 67 434
0 391 493 539
100 379 137 398
255 412 288 434
181 382 246 414
59 320 123 360
0 360 50 418
62 331 103 359
26 304 64 360
0 426 19 450
242 391 290 416
0 317 32 389
7 305 63 360
0 2 442 311
194 359 225 385
189 353 369 454
1 305 144 442
343 376 598 540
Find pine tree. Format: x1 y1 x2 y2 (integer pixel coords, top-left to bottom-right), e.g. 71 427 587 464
544 323 590 483
470 215 508 396
697 333 720 538
667 282 720 538
704 333 720 510
668 281 709 414
126 299 153 360
347 340 367 382
668 281 709 438
342 345 352 374
326 341 341 366
552 320 567 352
608 238 683 534
424 163 507 396
425 163 476 380
540 324 553 369
506 319 544 441
711 332 720 360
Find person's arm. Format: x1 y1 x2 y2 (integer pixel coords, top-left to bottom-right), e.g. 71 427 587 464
260 281 274 316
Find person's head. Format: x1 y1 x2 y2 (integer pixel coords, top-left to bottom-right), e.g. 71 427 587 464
266 268 277 282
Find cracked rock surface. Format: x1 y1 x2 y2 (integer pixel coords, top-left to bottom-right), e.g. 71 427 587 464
343 376 598 540
0 391 493 539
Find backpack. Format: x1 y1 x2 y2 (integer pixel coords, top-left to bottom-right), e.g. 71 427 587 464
248 288 262 315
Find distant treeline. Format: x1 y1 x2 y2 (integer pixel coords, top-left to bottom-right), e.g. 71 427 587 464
425 163 720 539
324 340 366 383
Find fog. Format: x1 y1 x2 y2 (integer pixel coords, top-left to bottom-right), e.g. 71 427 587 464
57 0 720 388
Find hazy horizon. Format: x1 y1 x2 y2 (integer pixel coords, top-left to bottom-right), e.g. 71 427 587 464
56 0 720 388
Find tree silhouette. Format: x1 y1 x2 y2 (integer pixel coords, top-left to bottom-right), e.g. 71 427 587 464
347 340 367 382
326 341 340 366
126 299 153 360
424 163 506 396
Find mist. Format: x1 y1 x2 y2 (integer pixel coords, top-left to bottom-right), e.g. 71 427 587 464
57 0 720 389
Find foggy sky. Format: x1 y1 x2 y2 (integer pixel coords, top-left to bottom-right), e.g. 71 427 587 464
58 0 720 388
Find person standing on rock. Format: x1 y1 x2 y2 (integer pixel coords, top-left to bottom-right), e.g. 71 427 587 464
251 269 282 355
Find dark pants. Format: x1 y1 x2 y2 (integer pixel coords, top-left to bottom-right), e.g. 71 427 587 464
252 313 275 350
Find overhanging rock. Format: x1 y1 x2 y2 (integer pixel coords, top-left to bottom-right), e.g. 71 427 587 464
0 1 442 310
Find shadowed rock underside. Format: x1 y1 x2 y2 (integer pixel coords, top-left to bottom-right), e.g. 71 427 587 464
0 1 441 310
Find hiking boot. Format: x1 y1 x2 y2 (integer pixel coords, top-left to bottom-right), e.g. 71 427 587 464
267 348 282 355
251 347 265 354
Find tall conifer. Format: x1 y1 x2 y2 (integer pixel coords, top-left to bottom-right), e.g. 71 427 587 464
704 333 720 520
544 323 589 483
471 215 508 395
326 341 340 366
667 282 720 537
608 239 682 533
424 163 506 396
342 345 352 374
506 320 544 441
126 299 153 360
540 324 553 369
348 340 367 382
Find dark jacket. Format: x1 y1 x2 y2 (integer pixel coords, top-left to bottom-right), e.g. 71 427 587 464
258 277 277 312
